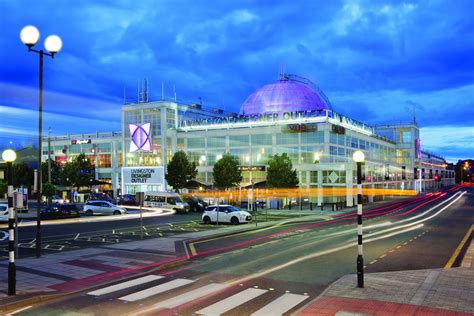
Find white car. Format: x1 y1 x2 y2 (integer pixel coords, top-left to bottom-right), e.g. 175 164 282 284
202 205 252 225
83 201 127 216
51 195 69 204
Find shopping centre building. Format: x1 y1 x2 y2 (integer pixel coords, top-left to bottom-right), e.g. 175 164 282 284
42 74 454 206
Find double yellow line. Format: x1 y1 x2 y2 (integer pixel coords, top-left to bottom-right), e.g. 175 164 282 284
444 224 473 269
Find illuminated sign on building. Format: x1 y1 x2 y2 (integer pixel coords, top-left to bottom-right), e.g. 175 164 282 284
180 110 328 128
71 139 91 145
129 123 152 152
282 123 319 133
121 167 165 194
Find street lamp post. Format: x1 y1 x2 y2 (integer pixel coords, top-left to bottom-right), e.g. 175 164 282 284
3 149 17 295
20 25 62 258
353 150 365 288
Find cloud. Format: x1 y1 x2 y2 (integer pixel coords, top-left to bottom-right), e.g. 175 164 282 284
0 0 473 161
420 126 474 162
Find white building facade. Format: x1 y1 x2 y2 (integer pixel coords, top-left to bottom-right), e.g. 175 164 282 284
42 75 455 205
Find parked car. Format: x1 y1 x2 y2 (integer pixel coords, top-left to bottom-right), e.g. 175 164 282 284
0 204 8 222
117 194 138 206
143 192 190 214
86 192 114 203
182 195 208 212
83 201 127 216
41 204 80 220
51 195 69 204
202 205 252 225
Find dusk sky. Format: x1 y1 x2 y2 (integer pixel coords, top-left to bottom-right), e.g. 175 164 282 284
0 0 473 162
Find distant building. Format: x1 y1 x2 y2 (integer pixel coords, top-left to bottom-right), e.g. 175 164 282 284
42 74 454 205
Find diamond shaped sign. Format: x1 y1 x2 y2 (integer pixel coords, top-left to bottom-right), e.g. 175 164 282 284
129 123 152 152
328 171 339 183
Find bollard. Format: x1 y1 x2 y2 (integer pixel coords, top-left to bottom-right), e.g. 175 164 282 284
288 202 292 210
320 203 323 211
310 202 313 211
332 203 335 211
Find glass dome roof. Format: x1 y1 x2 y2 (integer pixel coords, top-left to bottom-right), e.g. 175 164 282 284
240 75 332 115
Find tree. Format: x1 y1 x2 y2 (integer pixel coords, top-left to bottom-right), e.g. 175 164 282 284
213 153 242 190
0 180 6 199
12 162 34 188
61 154 95 189
42 182 57 198
165 151 198 192
41 159 62 184
266 153 299 188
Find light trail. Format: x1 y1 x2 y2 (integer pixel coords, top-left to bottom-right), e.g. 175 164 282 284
132 189 466 316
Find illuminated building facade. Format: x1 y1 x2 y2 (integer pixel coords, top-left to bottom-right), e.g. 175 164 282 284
42 74 454 205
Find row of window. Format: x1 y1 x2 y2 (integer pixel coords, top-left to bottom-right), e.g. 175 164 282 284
185 131 326 149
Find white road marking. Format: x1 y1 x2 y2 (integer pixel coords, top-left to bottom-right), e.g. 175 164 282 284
88 275 163 296
196 288 267 315
6 305 32 315
379 254 387 258
396 246 402 249
119 278 195 302
369 260 377 264
251 293 309 316
154 283 228 310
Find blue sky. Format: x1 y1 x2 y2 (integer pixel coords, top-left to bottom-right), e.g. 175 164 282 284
0 0 473 162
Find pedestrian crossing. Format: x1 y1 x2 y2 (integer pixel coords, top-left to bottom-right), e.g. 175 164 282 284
86 274 309 315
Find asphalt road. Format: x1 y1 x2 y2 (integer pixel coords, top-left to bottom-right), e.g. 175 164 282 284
0 210 205 259
10 186 474 315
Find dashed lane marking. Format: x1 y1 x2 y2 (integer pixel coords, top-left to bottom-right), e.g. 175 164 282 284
379 254 387 258
369 260 377 265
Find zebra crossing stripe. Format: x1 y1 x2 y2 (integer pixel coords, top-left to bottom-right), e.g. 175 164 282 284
250 293 309 316
196 288 268 315
119 278 195 302
154 283 228 310
87 275 164 296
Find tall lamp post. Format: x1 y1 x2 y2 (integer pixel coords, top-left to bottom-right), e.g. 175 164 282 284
20 25 62 258
3 149 17 295
353 150 365 288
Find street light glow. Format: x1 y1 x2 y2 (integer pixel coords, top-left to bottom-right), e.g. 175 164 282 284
44 35 62 53
353 150 365 163
2 149 17 162
20 25 40 46
314 152 321 162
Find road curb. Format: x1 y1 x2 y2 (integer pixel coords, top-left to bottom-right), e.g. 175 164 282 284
444 224 474 269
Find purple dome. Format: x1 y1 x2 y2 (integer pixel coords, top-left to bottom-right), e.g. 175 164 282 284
240 77 332 115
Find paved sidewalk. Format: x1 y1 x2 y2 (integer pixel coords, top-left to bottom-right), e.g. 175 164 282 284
295 240 474 315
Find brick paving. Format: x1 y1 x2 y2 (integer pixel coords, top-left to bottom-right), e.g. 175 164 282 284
295 266 474 315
